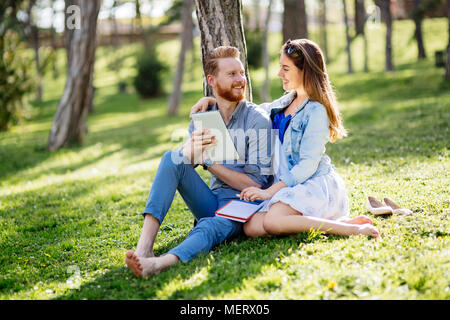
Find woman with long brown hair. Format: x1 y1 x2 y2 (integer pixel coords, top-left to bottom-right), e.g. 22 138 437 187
191 39 379 239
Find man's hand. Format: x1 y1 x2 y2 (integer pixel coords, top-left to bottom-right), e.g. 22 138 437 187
181 129 216 165
189 97 217 118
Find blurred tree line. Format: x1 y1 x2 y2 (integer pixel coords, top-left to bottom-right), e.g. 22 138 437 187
0 0 449 151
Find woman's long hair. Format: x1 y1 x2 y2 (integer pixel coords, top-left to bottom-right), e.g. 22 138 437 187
281 39 347 142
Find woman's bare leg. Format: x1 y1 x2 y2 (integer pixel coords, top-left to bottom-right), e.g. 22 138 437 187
244 204 304 238
337 215 373 225
263 202 379 238
243 211 270 238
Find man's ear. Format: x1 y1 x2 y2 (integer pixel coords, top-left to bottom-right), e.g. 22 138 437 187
206 74 216 88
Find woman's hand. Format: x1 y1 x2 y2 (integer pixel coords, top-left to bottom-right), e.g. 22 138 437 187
189 97 217 118
239 186 273 202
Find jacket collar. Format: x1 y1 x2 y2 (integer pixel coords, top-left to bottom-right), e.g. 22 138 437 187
270 91 309 118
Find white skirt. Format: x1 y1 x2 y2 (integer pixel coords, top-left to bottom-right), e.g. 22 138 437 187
260 169 350 220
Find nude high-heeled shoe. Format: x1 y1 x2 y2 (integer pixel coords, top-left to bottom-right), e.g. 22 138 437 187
383 197 413 216
366 196 393 216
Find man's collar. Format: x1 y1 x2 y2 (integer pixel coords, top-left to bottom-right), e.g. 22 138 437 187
229 100 245 121
209 99 245 122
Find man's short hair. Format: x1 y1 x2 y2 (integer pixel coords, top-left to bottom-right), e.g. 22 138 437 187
204 46 240 77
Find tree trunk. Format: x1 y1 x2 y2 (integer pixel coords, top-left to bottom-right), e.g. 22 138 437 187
382 0 394 71
194 0 252 101
363 22 369 72
188 12 196 82
253 0 261 32
50 0 59 79
343 0 353 74
110 0 119 48
282 0 308 43
135 0 151 50
31 25 42 101
413 0 426 59
64 0 74 64
27 0 42 101
168 0 194 116
355 0 368 72
446 0 450 80
135 0 142 41
109 0 121 99
47 0 101 151
319 0 329 63
355 0 365 35
261 0 273 103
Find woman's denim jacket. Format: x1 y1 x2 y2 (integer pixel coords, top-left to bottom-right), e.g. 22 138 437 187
259 91 333 188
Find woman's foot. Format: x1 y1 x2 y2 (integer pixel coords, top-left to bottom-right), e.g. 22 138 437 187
355 223 380 239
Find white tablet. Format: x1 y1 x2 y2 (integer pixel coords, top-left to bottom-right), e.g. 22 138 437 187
191 111 240 162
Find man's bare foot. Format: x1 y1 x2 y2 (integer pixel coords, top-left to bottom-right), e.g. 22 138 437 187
135 249 154 258
138 256 163 277
341 215 373 225
125 250 163 277
125 250 144 277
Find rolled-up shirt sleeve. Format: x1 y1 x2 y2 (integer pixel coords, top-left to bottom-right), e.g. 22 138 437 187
279 105 330 187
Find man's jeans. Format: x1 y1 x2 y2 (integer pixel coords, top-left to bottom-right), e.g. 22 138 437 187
142 150 255 262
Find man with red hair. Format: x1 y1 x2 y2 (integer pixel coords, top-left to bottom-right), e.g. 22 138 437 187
125 46 273 277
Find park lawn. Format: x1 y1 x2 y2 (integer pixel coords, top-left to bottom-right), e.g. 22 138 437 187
0 18 449 300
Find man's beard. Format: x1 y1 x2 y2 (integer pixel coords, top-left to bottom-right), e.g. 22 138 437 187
216 82 246 102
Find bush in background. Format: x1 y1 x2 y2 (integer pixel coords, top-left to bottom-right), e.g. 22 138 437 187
133 48 167 98
0 31 32 131
245 30 263 69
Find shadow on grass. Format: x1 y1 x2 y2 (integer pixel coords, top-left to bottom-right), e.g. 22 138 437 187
54 232 342 300
0 90 192 181
0 169 197 295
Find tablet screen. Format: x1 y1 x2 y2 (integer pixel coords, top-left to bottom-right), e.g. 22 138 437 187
191 111 240 162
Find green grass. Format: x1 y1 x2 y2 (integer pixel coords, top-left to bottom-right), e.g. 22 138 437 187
0 18 449 300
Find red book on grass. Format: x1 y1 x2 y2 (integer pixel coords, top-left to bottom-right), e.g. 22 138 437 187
215 200 265 222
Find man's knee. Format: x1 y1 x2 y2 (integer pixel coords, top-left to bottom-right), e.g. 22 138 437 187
162 150 177 164
161 150 188 168
195 217 241 242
